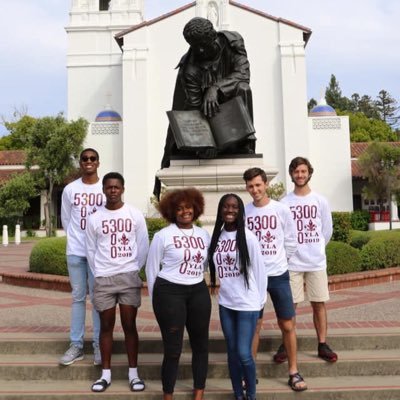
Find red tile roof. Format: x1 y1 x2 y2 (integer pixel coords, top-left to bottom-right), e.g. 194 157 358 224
0 150 26 166
115 1 312 44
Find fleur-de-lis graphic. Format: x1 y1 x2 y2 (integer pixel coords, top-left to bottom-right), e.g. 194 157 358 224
119 233 130 245
262 231 275 243
223 254 235 265
306 220 316 232
192 251 204 263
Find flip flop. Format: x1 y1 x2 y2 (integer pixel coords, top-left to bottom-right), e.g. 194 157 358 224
130 377 145 392
91 378 110 392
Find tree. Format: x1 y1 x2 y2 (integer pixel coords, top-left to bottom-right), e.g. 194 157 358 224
348 93 360 113
348 112 397 142
0 115 37 150
3 113 89 236
376 90 399 128
357 142 400 211
307 98 317 112
0 172 38 221
325 74 350 111
357 95 379 119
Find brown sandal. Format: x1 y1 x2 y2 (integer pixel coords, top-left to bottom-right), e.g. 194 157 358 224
288 372 307 392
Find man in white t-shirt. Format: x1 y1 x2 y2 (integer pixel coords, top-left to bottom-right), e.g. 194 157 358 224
86 172 149 393
243 167 307 392
281 157 337 363
60 148 105 366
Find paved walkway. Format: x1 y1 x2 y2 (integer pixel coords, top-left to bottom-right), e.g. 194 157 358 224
0 241 400 341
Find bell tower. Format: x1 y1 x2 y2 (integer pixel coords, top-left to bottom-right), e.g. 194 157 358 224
66 0 144 175
66 0 144 121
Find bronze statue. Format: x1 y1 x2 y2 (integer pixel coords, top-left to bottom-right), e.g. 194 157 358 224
155 17 256 197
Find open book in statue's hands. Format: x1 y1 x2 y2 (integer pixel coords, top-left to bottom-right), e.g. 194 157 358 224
167 96 255 151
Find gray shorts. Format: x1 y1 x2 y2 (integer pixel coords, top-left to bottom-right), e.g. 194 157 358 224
93 270 142 312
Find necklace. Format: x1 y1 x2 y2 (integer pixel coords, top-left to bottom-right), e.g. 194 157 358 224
177 226 194 237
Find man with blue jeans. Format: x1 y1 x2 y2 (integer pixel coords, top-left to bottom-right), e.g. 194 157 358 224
60 148 105 365
244 167 307 391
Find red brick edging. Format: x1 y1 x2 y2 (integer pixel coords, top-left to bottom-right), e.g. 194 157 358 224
1 267 400 293
328 266 400 291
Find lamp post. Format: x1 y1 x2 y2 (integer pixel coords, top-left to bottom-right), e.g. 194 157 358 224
380 159 395 230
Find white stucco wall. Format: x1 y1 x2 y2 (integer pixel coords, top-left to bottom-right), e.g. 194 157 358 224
308 116 353 211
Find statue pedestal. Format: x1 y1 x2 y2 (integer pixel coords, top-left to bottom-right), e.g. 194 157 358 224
156 155 278 231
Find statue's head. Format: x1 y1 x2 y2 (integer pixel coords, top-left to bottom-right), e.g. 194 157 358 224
183 17 218 61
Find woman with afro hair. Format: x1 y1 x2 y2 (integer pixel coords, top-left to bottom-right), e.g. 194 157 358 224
146 188 211 400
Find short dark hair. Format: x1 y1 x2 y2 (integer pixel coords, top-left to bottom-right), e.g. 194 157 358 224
243 167 267 183
80 148 99 161
102 172 124 187
288 157 314 176
158 188 205 224
183 17 217 46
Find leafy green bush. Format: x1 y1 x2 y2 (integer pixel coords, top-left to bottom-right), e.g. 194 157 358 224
332 212 351 242
326 241 362 275
350 210 370 231
349 230 370 249
146 218 168 241
360 236 400 271
29 237 68 275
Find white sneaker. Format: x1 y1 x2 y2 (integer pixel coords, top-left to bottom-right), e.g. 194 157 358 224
59 344 84 366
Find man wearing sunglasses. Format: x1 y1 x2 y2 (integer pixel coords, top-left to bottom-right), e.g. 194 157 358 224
60 148 105 366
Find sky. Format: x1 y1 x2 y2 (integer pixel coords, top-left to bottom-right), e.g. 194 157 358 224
0 0 399 136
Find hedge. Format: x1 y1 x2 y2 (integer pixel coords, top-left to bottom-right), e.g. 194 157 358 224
348 230 370 249
350 210 370 231
29 236 68 276
332 212 351 243
360 236 400 271
326 241 362 275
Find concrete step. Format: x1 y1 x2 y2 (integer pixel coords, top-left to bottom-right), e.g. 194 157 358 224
1 350 399 381
1 333 399 354
0 376 399 400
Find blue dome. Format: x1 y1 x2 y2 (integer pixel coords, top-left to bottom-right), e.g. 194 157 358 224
95 110 122 122
309 104 337 117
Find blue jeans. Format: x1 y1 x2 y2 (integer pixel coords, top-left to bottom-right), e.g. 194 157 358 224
67 255 100 349
219 305 259 399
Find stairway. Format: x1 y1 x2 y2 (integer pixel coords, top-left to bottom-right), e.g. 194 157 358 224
0 334 399 399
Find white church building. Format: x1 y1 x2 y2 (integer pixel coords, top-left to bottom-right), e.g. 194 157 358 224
66 0 353 218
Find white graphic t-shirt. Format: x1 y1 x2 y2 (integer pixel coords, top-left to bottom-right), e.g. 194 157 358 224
281 191 333 272
145 224 210 298
213 228 267 311
86 204 149 278
61 178 106 257
245 200 297 277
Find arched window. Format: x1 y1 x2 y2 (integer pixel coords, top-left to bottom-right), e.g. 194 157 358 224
99 0 110 11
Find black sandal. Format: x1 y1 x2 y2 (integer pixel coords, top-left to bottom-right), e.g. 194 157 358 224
91 378 110 392
130 377 145 392
288 372 307 392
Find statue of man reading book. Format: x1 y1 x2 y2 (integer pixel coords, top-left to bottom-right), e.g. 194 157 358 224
155 17 256 197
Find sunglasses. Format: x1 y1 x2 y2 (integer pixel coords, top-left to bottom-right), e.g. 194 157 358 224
81 156 98 162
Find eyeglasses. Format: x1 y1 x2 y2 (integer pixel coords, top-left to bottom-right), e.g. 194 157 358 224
81 156 98 162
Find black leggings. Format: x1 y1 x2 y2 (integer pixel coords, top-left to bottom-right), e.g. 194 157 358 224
152 277 211 394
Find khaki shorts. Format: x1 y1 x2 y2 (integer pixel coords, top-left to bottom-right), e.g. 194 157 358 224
93 270 142 312
289 270 330 303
